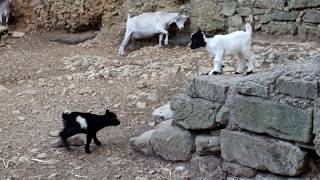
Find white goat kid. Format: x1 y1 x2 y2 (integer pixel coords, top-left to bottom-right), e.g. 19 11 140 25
118 12 188 56
190 23 255 75
0 0 11 27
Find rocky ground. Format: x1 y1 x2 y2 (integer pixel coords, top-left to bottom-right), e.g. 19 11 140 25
0 32 319 179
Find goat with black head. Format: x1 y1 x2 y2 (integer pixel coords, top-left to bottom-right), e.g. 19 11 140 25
59 109 120 154
190 24 255 75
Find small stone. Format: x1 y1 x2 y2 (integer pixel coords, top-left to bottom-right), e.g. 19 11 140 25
17 116 25 121
49 130 60 137
48 173 58 179
36 153 48 159
0 85 11 93
148 121 155 127
135 177 147 180
10 31 25 38
78 87 93 95
30 148 40 153
136 102 147 109
51 136 84 148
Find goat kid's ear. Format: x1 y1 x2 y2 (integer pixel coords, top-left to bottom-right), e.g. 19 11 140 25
105 109 110 114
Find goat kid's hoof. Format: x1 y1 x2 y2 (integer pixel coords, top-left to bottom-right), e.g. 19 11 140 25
246 71 253 75
235 72 242 75
208 71 221 75
85 150 92 154
95 141 102 146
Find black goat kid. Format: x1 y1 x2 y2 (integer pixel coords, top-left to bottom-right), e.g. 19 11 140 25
59 109 120 154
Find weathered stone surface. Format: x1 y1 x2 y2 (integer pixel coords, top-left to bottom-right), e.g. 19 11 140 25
237 7 271 16
271 11 300 21
303 9 320 24
298 24 320 40
222 1 237 16
258 14 273 24
221 130 307 176
314 98 320 156
51 136 84 147
195 134 220 155
151 101 173 124
234 95 313 143
261 21 298 35
222 161 258 178
129 130 155 156
171 94 223 130
189 154 225 180
216 105 229 126
190 0 226 34
237 81 269 98
276 76 318 100
187 75 240 102
288 0 320 9
238 0 286 10
150 120 195 161
48 31 97 45
228 15 243 27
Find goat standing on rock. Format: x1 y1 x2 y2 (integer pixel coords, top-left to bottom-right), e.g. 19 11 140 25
190 23 255 75
59 109 120 154
118 12 188 56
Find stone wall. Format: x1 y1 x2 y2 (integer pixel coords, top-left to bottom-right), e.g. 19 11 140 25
9 0 320 41
130 53 320 179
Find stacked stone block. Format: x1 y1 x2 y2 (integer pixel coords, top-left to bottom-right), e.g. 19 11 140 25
130 54 320 178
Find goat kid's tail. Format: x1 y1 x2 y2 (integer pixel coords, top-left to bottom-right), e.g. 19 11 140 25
245 23 253 35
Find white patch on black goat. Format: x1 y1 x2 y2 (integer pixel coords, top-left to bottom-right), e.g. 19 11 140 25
76 116 88 130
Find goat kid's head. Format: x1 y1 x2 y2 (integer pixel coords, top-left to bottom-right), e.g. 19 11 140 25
105 109 120 126
190 29 206 49
175 14 188 30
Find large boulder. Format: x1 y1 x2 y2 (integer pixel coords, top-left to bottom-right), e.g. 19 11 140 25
129 130 155 156
288 0 320 9
275 75 318 100
171 94 224 130
303 9 320 24
221 130 307 176
233 95 313 143
150 120 195 161
187 75 241 102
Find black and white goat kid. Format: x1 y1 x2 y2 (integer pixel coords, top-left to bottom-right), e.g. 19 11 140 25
59 109 120 154
190 23 255 75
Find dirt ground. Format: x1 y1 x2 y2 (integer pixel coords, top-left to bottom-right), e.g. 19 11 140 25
0 32 319 179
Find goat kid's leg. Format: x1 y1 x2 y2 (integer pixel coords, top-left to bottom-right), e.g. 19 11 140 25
5 16 9 27
85 134 93 154
59 127 78 151
236 53 246 74
159 34 164 47
118 30 132 56
159 29 169 45
209 51 224 75
93 133 102 146
244 50 255 75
